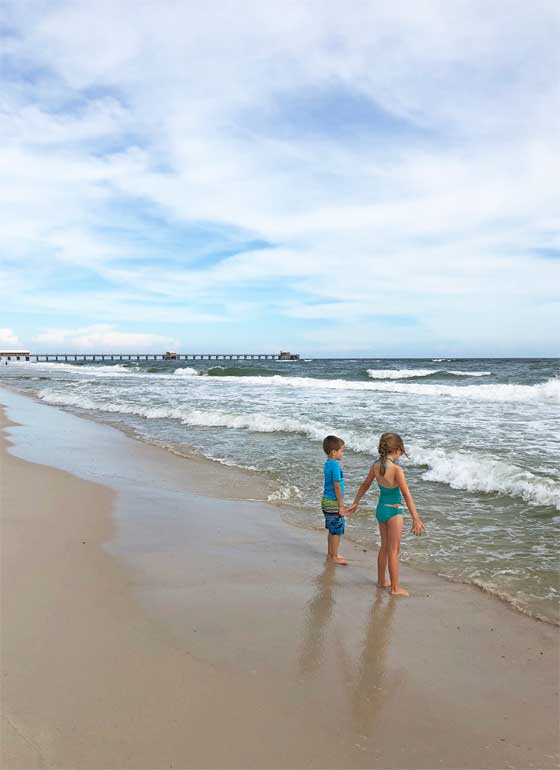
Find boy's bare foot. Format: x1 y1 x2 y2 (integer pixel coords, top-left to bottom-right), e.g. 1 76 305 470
327 554 348 564
390 586 409 596
332 555 348 565
376 581 391 588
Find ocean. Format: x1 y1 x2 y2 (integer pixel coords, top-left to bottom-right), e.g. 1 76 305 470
2 357 559 624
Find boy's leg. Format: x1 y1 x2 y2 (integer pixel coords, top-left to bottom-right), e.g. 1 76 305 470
329 534 341 561
387 514 408 595
329 534 348 564
377 521 390 587
327 532 333 558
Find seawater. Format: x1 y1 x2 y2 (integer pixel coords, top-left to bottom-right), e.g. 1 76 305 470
2 357 559 623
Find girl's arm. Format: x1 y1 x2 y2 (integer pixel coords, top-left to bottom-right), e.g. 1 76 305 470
348 465 376 513
396 467 425 535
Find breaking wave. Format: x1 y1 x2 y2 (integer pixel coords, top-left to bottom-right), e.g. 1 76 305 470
37 389 560 509
197 374 560 404
408 446 560 510
12 361 559 405
367 368 492 379
9 361 139 376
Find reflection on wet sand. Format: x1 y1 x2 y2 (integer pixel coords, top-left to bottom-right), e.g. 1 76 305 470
352 590 398 736
298 560 337 676
298 561 398 738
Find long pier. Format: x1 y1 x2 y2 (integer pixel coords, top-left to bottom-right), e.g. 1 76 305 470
29 351 300 363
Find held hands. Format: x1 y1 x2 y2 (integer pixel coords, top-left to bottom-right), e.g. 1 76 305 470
340 504 353 518
346 502 358 516
411 518 426 536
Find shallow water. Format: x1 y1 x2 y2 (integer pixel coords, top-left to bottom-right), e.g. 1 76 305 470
2 356 559 623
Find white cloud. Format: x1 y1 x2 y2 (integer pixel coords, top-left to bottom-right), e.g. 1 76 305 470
0 328 21 347
32 325 179 353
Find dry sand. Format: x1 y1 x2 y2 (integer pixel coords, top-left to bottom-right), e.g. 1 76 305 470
1 388 558 769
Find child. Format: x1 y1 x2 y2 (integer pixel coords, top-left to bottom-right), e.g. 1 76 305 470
348 432 425 595
322 435 350 565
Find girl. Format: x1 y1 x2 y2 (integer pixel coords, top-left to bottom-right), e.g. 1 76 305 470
349 433 425 596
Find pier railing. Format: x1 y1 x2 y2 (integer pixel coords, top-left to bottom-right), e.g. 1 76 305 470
28 351 300 363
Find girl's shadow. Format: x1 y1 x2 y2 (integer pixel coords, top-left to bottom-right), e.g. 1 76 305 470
351 589 398 735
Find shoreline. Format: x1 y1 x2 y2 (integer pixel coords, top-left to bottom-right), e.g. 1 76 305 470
2 380 557 627
1 387 559 768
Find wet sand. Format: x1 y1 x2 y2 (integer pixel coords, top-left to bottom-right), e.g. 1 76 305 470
1 388 559 769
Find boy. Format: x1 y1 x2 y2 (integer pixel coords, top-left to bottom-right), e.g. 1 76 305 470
322 435 350 565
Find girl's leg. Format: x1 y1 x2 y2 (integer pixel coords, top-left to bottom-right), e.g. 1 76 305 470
387 515 408 596
377 521 390 587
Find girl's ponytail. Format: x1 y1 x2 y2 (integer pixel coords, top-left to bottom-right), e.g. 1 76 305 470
378 434 389 476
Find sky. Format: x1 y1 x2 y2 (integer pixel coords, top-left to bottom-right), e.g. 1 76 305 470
1 0 559 357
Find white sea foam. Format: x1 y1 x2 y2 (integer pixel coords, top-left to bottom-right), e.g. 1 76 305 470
267 484 304 502
201 373 560 404
367 368 492 379
9 361 138 376
37 390 330 439
409 446 560 510
37 388 560 508
174 409 330 441
206 455 258 471
367 368 438 379
447 370 492 377
11 359 201 380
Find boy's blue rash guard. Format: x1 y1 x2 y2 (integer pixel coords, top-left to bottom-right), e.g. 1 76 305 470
323 459 344 500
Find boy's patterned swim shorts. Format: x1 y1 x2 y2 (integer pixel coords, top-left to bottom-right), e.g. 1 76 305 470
321 497 344 534
323 513 345 535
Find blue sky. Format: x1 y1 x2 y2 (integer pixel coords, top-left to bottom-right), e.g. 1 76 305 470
1 0 559 356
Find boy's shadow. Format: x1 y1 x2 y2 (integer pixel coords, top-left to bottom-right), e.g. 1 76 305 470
298 560 337 676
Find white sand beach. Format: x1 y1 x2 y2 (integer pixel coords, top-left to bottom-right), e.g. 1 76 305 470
1 387 558 769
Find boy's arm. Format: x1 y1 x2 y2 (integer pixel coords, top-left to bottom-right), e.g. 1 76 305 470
396 467 425 535
333 481 346 516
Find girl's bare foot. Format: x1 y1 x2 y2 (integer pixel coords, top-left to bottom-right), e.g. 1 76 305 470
390 586 409 596
376 581 391 588
333 555 348 565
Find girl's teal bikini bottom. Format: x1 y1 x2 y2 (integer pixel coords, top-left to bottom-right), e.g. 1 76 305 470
376 504 404 522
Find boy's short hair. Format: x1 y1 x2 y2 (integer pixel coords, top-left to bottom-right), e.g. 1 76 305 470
322 435 345 455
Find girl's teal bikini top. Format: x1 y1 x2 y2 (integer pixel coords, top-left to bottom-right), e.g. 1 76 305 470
377 459 404 505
